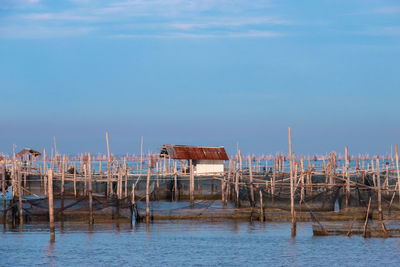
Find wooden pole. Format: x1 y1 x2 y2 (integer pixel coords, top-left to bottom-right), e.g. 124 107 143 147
376 158 383 220
140 136 143 175
174 163 178 201
248 156 255 207
48 170 55 241
18 165 23 225
73 163 77 198
124 160 128 199
259 189 264 222
146 165 151 219
345 146 350 208
288 126 296 237
235 161 239 207
2 161 5 221
106 131 111 198
363 197 372 238
88 153 93 224
395 144 400 203
190 159 194 208
61 155 65 197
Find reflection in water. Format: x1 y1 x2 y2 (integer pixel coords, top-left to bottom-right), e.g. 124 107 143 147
47 239 56 266
2 221 400 266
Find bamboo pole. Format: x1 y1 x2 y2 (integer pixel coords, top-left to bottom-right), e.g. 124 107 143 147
48 169 55 241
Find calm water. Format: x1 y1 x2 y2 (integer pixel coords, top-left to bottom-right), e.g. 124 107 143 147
1 220 400 266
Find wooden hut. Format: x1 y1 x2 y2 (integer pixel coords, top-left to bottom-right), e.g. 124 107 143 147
160 145 229 175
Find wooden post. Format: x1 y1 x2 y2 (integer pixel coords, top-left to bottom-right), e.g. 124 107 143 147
248 156 255 207
124 160 128 198
48 170 55 241
259 189 264 222
73 163 77 198
235 161 240 207
61 155 65 196
146 165 151 219
345 146 350 208
363 197 372 238
18 166 23 225
88 153 93 224
395 144 400 203
131 183 136 211
174 163 178 201
190 159 194 208
288 126 296 237
300 159 304 203
2 161 5 220
140 136 143 175
106 131 111 198
376 158 383 220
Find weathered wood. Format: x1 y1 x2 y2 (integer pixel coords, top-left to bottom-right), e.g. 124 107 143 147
190 159 194 208
259 189 264 222
288 126 296 237
48 169 55 241
376 158 383 220
88 153 93 224
248 156 255 206
146 165 151 218
345 146 350 208
73 163 77 198
363 197 371 238
396 144 400 203
18 165 23 225
61 154 65 196
106 131 111 198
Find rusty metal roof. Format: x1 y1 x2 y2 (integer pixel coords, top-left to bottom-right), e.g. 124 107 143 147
16 148 42 158
161 145 229 160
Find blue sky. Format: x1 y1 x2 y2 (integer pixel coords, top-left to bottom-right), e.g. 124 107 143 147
0 0 399 156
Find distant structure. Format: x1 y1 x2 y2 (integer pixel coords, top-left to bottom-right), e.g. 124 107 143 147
160 145 229 175
16 148 41 160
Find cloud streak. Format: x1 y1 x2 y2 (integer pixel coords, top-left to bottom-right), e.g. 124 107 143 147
0 0 288 39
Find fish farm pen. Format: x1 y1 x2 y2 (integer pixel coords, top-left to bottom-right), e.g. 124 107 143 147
1 129 400 240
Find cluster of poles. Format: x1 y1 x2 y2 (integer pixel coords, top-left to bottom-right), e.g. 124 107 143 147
1 128 400 240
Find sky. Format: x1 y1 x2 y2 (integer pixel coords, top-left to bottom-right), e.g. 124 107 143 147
0 0 399 157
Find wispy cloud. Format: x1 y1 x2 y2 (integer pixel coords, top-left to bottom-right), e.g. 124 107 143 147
373 6 400 15
111 30 282 39
0 0 288 39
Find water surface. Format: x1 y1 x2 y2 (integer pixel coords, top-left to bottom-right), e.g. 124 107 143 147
1 220 399 266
